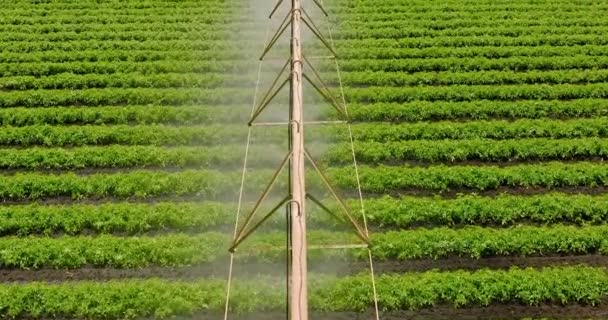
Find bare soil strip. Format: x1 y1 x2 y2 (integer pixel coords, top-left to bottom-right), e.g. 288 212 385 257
163 303 608 320
1 255 606 283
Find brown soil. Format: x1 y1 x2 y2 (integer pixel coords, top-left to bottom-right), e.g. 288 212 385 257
2 185 608 205
167 302 608 320
2 254 607 283
368 254 608 274
372 185 608 199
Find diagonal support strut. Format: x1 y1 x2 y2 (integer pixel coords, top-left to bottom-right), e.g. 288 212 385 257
304 149 370 244
230 151 292 247
229 195 290 252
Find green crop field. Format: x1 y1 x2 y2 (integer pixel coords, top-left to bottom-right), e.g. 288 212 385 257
3 0 608 319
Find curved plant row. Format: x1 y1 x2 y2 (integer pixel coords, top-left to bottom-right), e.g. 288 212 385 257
4 162 608 200
345 99 608 122
0 30 235 43
335 25 608 41
4 118 608 147
335 69 608 87
342 118 608 142
329 34 608 50
364 193 608 228
343 161 608 192
0 73 253 91
0 39 249 54
329 138 608 164
0 49 243 64
3 137 608 170
0 266 605 318
0 105 247 126
5 225 608 268
0 125 254 147
334 44 608 60
0 60 248 78
343 83 608 103
0 88 252 107
4 43 605 64
3 192 608 235
331 56 608 73
1 100 606 127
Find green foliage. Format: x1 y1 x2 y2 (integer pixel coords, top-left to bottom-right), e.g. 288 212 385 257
344 118 608 141
0 105 247 126
0 202 234 235
361 193 608 228
343 83 608 103
0 124 251 146
327 138 608 164
0 233 225 268
345 99 608 122
0 266 602 318
0 170 250 200
372 224 608 260
330 162 608 192
0 88 250 107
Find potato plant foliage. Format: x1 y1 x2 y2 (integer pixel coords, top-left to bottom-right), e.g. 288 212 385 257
2 0 608 318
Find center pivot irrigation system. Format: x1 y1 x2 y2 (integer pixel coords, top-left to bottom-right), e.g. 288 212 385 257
223 0 380 319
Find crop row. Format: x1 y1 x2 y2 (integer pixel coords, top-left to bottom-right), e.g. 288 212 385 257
0 99 602 127
330 9 607 20
0 266 604 318
0 73 250 90
0 60 246 77
330 2 608 12
4 14 606 30
336 69 608 87
334 161 608 193
336 44 608 60
0 88 250 108
3 138 608 171
1 85 607 109
341 118 608 141
330 138 608 164
4 191 608 236
0 145 264 170
0 40 241 53
0 30 235 42
0 21 240 34
0 202 236 236
346 99 608 122
372 224 608 260
3 20 606 37
0 125 252 146
331 34 608 49
2 35 605 54
334 25 608 40
0 7 237 19
0 105 246 126
364 193 608 228
334 56 608 73
3 162 608 200
334 15 608 28
0 169 248 201
0 15 238 27
5 224 608 268
0 231 356 268
5 117 608 147
0 49 242 63
3 118 608 147
343 83 608 103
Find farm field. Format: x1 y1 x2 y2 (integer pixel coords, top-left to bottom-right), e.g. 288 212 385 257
3 0 608 319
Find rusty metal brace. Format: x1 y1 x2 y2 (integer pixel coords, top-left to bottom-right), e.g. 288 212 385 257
304 149 370 244
230 151 292 248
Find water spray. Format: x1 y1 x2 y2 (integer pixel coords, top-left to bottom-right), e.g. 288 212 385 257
224 1 376 319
